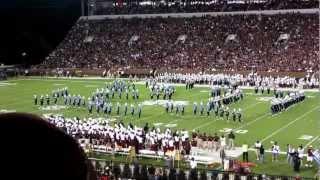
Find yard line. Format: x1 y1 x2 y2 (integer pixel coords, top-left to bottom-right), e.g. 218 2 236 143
260 106 319 143
233 112 269 131
191 101 263 131
248 148 287 155
304 136 319 149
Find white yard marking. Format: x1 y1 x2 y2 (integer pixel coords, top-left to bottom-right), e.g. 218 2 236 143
53 83 65 86
85 85 99 87
298 135 313 140
142 100 189 107
234 112 269 131
248 148 287 155
153 123 163 127
0 109 16 113
165 124 177 128
200 90 209 93
39 105 68 111
260 106 319 143
304 136 319 149
0 82 17 87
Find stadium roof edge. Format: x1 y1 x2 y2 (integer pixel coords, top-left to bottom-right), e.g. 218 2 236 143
79 8 319 20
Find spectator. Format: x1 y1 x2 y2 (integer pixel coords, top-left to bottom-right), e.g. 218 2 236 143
94 0 319 15
228 131 236 150
0 113 97 180
40 13 319 74
259 145 265 163
242 142 249 162
293 151 301 172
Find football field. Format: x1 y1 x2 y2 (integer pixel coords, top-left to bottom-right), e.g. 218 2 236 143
0 77 319 178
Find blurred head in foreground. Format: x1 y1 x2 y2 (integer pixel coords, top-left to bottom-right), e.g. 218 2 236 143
0 113 96 180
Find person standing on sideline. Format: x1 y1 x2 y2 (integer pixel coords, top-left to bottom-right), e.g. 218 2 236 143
271 141 280 162
306 145 314 167
288 144 295 166
220 135 226 149
255 140 262 160
297 145 304 166
228 131 235 150
242 142 249 162
259 145 265 163
220 147 226 168
293 151 301 172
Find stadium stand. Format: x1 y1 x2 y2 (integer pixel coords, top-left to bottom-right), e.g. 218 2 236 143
41 11 319 74
93 0 319 15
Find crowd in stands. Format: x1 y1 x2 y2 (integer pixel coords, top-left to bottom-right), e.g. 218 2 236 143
94 0 319 15
42 12 319 73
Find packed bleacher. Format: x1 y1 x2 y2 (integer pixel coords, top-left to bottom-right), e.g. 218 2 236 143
94 0 319 15
41 12 319 74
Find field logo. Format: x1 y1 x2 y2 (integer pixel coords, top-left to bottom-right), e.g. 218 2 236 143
298 135 313 141
142 100 189 107
234 130 248 134
257 97 273 102
219 128 248 134
39 105 68 111
219 128 233 133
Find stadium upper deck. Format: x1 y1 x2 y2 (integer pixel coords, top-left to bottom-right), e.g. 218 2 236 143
40 9 319 75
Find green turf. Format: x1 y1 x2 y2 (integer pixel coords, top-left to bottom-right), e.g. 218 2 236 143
0 77 319 178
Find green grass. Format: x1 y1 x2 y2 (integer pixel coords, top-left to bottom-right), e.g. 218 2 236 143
0 77 319 178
